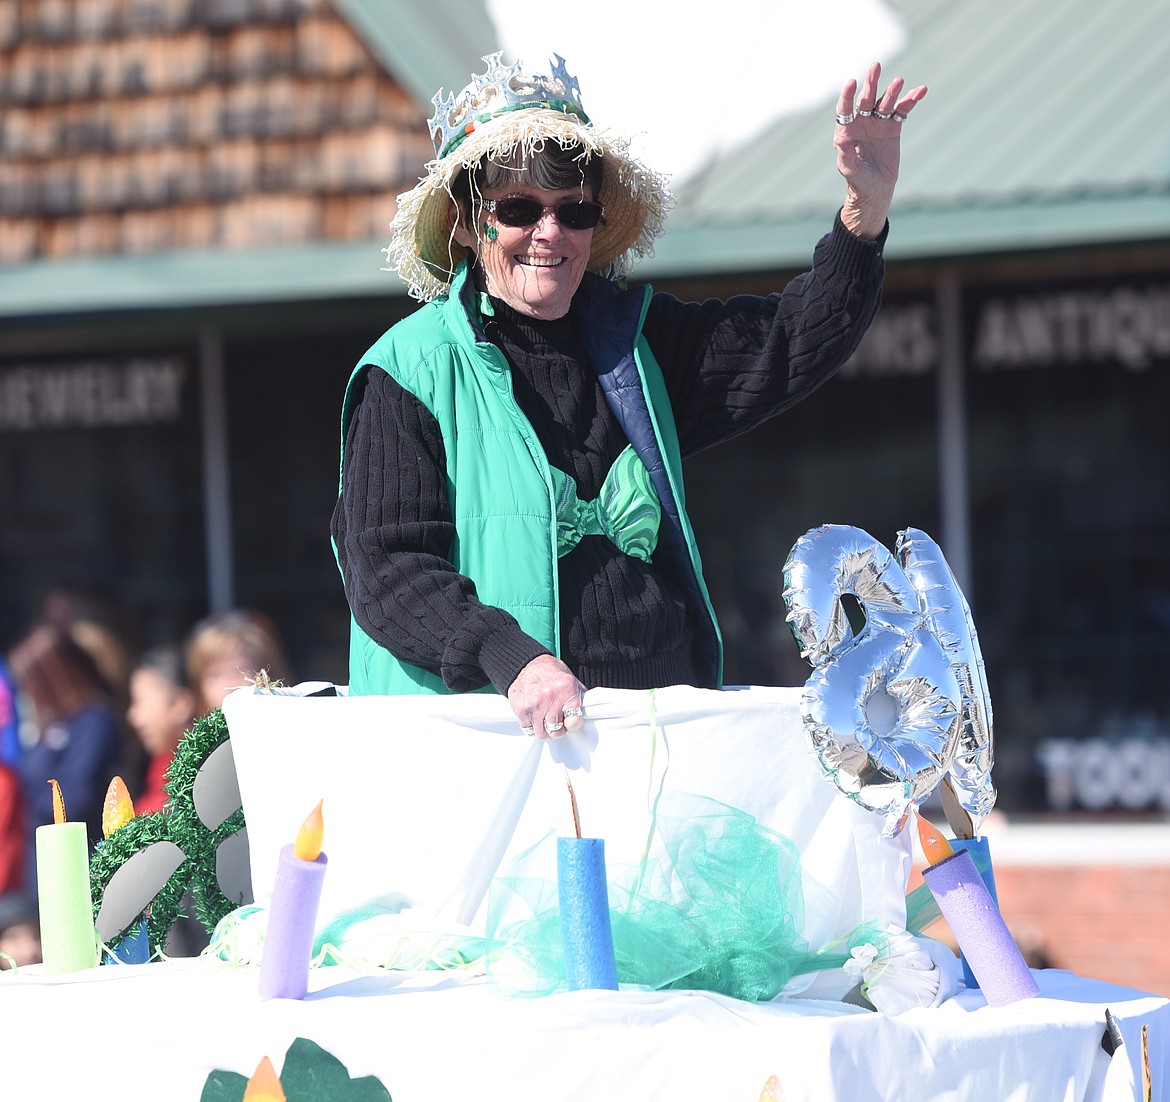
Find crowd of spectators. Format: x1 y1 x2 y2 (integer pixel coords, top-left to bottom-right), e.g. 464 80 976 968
0 594 291 969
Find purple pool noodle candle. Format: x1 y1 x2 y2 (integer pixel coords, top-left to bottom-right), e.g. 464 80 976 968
258 843 328 1000
557 836 618 991
952 836 1000 989
922 847 1038 1006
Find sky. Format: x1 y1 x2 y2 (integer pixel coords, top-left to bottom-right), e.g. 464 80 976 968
485 0 906 182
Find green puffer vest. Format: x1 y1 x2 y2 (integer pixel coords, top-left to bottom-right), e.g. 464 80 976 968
336 262 723 695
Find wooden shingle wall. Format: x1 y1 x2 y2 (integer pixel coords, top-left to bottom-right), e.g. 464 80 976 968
0 0 434 262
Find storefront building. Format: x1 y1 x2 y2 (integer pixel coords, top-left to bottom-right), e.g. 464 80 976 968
4 0 1169 819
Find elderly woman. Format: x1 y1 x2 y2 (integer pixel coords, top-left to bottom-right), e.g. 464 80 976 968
332 54 926 737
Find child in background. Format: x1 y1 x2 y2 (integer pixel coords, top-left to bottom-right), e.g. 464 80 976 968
185 609 291 715
126 645 197 815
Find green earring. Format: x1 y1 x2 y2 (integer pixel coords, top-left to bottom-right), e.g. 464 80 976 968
483 223 498 241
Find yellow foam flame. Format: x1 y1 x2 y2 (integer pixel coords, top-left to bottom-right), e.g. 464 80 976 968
293 799 325 861
102 776 136 838
49 778 66 825
759 1074 786 1101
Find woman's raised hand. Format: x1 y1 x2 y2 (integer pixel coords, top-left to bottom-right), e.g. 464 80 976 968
834 61 927 239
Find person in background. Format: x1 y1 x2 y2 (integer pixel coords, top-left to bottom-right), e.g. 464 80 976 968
8 625 123 877
0 654 24 893
185 608 291 715
126 644 198 815
0 655 20 769
34 586 140 787
332 53 925 736
0 891 41 970
0 759 26 894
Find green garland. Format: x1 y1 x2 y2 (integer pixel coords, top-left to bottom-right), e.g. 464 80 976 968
90 708 250 957
89 810 191 951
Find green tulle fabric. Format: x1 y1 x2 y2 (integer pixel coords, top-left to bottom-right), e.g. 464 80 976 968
485 791 886 1000
551 443 661 562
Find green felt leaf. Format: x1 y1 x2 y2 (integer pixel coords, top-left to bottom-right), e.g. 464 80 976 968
199 1069 247 1102
344 1076 395 1102
281 1038 392 1101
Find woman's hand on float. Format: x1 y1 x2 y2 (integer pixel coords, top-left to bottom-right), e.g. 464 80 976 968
834 61 927 239
508 654 586 738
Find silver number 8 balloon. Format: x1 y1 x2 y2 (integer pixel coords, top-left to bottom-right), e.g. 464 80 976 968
782 524 989 836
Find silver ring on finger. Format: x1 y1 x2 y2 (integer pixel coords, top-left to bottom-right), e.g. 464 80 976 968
563 706 584 719
835 111 855 125
857 107 873 117
874 109 893 121
893 111 908 122
521 725 536 736
544 719 565 734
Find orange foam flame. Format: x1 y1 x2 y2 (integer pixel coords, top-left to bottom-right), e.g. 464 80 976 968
242 1055 286 1101
49 778 66 825
293 799 325 861
102 776 136 838
916 813 955 866
758 1074 786 1101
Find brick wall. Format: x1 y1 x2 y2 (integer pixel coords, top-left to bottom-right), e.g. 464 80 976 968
992 865 1170 998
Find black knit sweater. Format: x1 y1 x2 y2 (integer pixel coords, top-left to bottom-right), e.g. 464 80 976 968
332 214 886 694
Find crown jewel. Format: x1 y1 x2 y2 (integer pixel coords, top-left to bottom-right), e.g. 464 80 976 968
428 52 590 159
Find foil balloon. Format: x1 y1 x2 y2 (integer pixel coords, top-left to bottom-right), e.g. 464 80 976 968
782 524 920 666
802 626 963 836
896 528 996 832
783 525 964 836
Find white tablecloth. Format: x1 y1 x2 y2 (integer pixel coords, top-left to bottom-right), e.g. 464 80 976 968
2 961 1165 1100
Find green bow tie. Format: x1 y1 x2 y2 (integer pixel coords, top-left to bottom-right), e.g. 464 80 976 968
550 444 661 562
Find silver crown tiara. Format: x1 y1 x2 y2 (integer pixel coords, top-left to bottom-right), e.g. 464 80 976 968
428 52 590 159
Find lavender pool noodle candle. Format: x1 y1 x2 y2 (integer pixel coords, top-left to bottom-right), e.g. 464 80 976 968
557 836 618 991
952 836 1000 989
258 843 328 1000
922 847 1038 1006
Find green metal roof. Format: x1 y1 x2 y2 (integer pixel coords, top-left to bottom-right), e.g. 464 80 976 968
643 0 1170 276
330 0 496 109
0 240 395 318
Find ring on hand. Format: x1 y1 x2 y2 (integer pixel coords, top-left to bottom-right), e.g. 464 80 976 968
563 706 584 719
857 107 873 117
874 109 893 120
521 725 536 736
835 111 855 125
544 719 565 734
893 111 908 122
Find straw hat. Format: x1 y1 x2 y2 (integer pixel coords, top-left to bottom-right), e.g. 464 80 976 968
384 53 674 302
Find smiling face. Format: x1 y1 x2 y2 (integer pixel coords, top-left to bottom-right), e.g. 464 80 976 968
453 182 596 320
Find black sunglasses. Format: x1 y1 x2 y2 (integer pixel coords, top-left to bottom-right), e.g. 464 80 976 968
483 197 605 230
